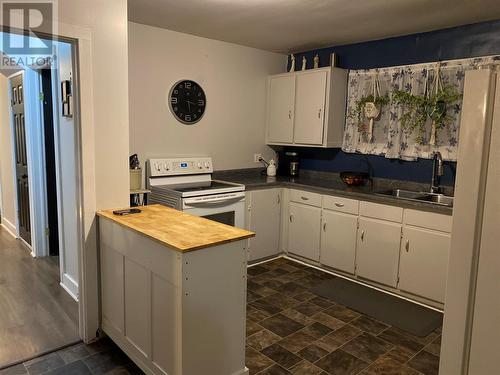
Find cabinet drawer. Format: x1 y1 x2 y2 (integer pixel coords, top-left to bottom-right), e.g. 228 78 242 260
323 195 359 215
403 209 453 233
359 201 403 223
290 190 322 207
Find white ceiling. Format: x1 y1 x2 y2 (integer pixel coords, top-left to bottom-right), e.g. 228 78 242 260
128 0 500 54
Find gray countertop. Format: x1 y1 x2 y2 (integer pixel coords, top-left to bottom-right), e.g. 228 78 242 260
214 169 454 216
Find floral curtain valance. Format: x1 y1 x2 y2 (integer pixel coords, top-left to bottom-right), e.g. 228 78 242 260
342 55 500 161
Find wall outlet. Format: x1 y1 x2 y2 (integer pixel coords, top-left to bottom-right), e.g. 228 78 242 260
254 153 263 163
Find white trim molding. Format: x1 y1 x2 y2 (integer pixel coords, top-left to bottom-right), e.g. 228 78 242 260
1 218 17 238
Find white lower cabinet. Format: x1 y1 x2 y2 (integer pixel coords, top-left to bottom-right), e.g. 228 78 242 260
356 217 402 287
398 227 451 303
288 202 321 261
320 210 358 274
246 189 281 261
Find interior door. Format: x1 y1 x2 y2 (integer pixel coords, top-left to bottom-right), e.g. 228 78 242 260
356 217 402 287
288 202 321 261
267 75 295 143
320 210 358 274
398 227 450 303
293 70 327 145
10 73 31 245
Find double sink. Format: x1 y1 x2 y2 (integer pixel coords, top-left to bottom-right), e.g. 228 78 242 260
375 189 454 207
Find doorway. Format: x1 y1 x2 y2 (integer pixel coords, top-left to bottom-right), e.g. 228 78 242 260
41 69 59 256
0 33 81 368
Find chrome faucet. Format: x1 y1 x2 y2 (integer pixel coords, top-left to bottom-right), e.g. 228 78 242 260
431 151 444 194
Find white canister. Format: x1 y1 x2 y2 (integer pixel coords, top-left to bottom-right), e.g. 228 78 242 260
267 160 277 176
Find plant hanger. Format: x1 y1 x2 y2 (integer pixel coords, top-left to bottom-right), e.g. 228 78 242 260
428 62 443 146
364 71 382 143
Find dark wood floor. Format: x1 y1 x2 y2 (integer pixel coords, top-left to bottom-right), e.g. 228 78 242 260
0 227 79 368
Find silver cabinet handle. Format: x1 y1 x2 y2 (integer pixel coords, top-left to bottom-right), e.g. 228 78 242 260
318 108 322 118
289 215 293 222
277 194 281 204
405 240 410 252
323 222 327 231
301 196 309 201
361 230 365 241
288 110 292 120
334 203 344 207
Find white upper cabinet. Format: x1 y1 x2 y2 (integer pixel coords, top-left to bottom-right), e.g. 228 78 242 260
398 227 451 303
294 70 327 145
246 189 282 261
266 67 348 148
267 75 295 144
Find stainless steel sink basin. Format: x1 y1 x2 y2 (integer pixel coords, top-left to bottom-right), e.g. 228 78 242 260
377 189 429 200
417 193 454 206
375 189 454 207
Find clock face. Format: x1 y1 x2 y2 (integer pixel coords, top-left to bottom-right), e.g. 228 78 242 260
169 80 206 124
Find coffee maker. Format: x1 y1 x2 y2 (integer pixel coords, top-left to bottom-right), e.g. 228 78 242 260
278 151 300 177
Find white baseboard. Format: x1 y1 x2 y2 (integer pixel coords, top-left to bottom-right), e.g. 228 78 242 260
61 273 79 302
1 218 17 238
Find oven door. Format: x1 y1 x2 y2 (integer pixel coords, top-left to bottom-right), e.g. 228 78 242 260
182 192 245 228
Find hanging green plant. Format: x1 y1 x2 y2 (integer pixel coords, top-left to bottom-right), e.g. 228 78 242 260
392 85 461 144
350 94 390 134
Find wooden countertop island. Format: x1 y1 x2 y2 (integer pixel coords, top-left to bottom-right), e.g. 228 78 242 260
97 205 254 375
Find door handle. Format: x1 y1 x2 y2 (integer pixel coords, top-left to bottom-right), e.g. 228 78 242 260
301 196 309 201
277 194 281 205
334 203 344 207
289 215 293 223
405 240 410 252
361 230 365 241
323 222 327 231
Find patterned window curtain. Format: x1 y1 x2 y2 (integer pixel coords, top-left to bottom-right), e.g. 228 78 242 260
342 55 500 161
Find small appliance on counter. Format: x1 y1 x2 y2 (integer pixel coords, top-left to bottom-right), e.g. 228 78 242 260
278 151 300 177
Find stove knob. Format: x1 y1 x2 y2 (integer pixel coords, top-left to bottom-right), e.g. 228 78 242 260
197 163 202 169
205 162 210 169
154 163 161 172
164 163 170 171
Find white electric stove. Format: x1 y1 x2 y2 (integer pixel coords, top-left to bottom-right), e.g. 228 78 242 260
147 157 246 228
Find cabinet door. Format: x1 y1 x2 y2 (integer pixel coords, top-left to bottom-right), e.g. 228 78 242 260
247 189 282 261
267 75 295 143
356 217 402 287
294 70 327 145
399 227 451 303
288 202 321 261
320 210 358 274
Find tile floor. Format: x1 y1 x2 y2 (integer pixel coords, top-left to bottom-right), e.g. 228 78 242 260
245 257 442 375
0 338 143 375
0 257 442 375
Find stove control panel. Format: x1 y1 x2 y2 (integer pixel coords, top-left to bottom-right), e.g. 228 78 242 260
148 157 213 177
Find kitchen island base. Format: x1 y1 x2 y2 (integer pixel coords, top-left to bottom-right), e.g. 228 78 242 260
99 217 249 375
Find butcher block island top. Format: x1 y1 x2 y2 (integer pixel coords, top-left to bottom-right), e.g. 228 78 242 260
97 204 254 252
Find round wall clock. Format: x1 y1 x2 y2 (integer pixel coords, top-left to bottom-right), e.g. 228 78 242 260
168 80 206 124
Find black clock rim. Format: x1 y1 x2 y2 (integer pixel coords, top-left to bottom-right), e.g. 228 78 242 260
168 79 206 125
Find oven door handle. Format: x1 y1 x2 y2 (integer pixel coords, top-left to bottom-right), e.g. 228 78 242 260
184 196 244 208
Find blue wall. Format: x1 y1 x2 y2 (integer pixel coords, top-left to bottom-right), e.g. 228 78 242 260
283 19 500 186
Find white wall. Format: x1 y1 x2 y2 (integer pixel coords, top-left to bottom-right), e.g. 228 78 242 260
0 74 16 234
128 22 286 172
